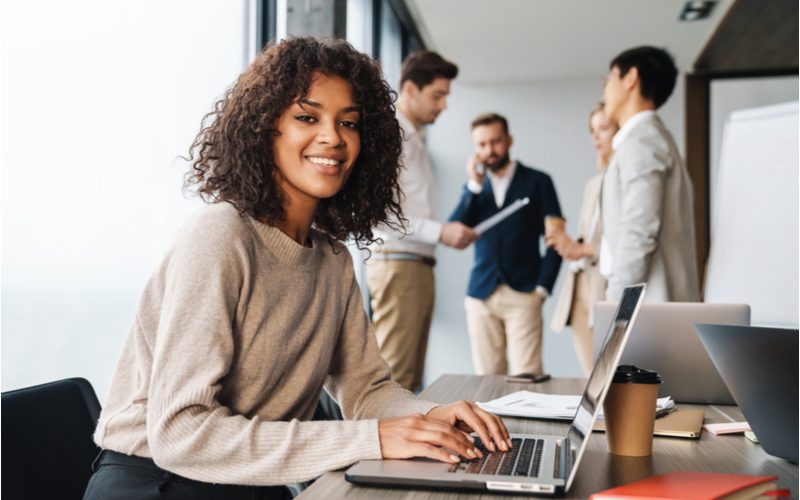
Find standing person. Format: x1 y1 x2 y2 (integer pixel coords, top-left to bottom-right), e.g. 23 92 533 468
84 38 510 500
449 113 562 376
367 50 477 392
599 46 700 302
548 104 618 375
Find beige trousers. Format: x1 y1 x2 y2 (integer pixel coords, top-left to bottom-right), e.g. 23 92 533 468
464 285 544 375
568 270 595 376
366 259 434 392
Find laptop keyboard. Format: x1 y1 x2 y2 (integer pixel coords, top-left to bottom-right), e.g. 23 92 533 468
448 437 544 477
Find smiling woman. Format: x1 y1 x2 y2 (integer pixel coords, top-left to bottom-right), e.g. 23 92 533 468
271 73 363 241
184 37 403 246
83 37 511 499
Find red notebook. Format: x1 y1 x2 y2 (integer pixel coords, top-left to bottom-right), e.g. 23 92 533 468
590 471 780 499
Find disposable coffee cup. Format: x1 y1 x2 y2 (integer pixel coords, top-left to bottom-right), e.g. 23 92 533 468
544 215 566 237
603 365 662 457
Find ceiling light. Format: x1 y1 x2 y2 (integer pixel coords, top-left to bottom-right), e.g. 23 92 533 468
679 0 717 21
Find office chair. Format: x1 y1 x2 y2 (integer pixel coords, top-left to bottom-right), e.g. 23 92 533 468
2 377 102 500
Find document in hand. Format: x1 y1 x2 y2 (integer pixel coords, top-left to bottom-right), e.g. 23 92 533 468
477 390 674 420
473 197 529 234
589 471 781 499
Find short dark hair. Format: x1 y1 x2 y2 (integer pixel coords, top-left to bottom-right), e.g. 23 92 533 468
610 46 678 108
185 37 403 246
471 112 509 135
400 50 458 90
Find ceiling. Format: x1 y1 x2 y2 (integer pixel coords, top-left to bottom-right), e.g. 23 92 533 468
405 0 733 84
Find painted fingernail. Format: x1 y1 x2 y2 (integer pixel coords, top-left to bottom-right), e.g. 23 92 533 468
488 442 496 452
467 434 475 443
450 454 460 463
467 448 477 459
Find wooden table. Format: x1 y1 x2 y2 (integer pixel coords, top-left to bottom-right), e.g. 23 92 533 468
298 375 798 498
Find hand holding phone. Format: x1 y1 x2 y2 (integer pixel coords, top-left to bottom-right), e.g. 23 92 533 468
467 153 486 184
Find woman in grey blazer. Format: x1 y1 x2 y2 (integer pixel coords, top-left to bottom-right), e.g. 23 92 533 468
548 104 617 375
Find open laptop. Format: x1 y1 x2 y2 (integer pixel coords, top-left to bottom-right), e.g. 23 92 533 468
695 323 798 463
346 283 646 495
593 302 750 404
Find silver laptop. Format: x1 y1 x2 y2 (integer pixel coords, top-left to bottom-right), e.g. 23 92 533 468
346 283 646 496
593 302 749 404
695 323 798 463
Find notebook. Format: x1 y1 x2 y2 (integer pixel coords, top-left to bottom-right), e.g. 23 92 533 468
589 471 778 499
594 409 705 438
593 302 750 404
345 283 646 496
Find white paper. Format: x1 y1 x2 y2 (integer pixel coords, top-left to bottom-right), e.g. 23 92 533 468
477 390 675 421
473 197 530 234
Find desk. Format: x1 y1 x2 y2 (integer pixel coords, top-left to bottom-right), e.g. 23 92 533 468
298 375 798 499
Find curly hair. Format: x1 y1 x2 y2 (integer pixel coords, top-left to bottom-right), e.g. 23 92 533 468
184 37 403 246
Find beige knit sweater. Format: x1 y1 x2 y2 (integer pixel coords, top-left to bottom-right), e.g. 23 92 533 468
94 202 438 485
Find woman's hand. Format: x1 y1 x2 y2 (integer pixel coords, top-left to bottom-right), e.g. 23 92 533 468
545 230 571 251
547 232 592 261
427 400 511 454
378 414 481 463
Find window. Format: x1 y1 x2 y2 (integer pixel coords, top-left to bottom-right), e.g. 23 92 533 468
2 0 251 400
378 0 403 89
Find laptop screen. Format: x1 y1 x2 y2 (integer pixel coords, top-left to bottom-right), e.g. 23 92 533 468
564 283 645 489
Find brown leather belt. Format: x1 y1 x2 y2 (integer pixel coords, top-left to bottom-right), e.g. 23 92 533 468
371 252 436 267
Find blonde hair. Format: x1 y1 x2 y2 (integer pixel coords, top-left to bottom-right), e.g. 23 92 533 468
589 103 615 168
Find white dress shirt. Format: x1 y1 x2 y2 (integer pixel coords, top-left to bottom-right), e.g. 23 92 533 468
467 160 518 208
599 110 656 279
371 111 442 258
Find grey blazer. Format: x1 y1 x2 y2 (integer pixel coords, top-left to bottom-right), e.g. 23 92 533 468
601 113 700 302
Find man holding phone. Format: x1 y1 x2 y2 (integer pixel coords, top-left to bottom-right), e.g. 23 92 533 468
449 113 563 377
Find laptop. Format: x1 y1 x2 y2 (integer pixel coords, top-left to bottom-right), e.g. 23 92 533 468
346 283 646 495
695 323 798 463
593 302 750 404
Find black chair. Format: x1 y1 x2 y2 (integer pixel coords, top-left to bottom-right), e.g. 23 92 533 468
2 377 101 500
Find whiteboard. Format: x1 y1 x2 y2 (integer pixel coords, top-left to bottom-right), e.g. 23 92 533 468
704 101 799 326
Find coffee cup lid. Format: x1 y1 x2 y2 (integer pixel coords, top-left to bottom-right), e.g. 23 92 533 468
612 364 661 384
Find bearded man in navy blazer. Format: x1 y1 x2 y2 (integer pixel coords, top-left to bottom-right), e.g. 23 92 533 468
449 113 563 376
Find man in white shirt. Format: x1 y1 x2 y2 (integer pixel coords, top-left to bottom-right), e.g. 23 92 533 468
600 46 700 302
367 51 477 392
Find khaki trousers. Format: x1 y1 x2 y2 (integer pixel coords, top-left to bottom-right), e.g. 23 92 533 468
464 285 544 375
568 270 595 376
366 259 434 392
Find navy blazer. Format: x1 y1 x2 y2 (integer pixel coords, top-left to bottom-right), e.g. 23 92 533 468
449 162 562 300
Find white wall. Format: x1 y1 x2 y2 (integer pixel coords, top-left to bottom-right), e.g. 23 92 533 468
422 76 686 384
1 1 249 400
